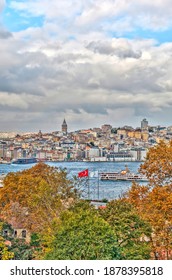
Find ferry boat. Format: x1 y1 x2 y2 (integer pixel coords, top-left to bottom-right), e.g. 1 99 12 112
11 157 37 164
100 167 148 182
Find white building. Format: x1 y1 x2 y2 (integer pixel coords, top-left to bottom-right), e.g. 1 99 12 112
130 148 147 161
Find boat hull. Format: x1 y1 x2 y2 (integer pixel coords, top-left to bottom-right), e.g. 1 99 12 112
100 177 148 182
11 158 37 164
100 172 148 182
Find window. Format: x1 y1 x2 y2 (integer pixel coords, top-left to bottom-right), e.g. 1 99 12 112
3 230 8 237
22 230 26 238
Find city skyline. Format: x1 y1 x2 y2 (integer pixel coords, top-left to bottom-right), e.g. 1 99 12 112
1 1 172 132
0 117 170 135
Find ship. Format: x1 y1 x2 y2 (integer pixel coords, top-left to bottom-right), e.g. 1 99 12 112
100 167 148 182
11 157 37 164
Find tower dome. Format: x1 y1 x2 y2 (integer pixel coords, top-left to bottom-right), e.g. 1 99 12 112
62 119 67 134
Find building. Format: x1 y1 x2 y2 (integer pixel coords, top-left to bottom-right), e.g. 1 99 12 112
62 119 67 134
134 129 142 139
101 124 112 133
130 148 147 161
141 131 149 142
141 118 148 131
38 130 42 138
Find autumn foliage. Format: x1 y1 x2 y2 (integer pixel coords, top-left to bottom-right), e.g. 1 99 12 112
0 163 78 233
140 140 172 187
0 222 14 260
126 184 172 259
126 141 172 259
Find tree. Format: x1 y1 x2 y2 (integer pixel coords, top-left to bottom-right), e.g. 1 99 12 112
0 163 79 233
140 140 172 187
99 200 152 260
46 202 121 260
0 221 42 260
0 221 14 260
0 236 14 260
8 238 34 260
126 184 172 259
129 140 172 259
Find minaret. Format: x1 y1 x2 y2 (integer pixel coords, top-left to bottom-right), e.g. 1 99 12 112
62 119 67 134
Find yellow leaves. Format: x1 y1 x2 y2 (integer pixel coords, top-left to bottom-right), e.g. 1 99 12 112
128 184 172 226
0 236 14 260
140 140 172 187
0 163 78 234
126 140 172 259
126 183 172 259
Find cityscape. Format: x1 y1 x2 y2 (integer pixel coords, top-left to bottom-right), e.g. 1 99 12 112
0 118 171 163
0 0 172 265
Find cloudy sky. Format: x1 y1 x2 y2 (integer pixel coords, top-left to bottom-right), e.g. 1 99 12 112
1 0 172 132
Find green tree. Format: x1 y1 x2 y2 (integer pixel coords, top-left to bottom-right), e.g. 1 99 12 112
0 221 14 260
0 221 41 260
46 202 121 260
0 236 14 260
8 238 34 260
99 200 152 260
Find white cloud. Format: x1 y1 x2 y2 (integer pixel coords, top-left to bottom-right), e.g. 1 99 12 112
1 1 172 131
0 0 5 12
9 0 172 35
1 32 172 130
0 92 29 109
10 0 83 19
75 0 129 27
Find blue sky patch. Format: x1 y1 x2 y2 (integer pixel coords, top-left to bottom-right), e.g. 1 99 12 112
2 3 44 32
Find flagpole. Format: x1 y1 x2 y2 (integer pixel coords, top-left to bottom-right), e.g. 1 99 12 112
78 169 89 199
88 171 90 200
97 170 100 200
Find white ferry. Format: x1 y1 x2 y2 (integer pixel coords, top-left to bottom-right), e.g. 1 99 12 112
100 167 148 182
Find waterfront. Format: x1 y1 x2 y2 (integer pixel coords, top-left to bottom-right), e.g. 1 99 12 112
0 161 146 200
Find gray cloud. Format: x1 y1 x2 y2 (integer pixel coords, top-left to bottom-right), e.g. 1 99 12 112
0 28 12 39
86 40 142 59
1 0 172 130
1 35 172 131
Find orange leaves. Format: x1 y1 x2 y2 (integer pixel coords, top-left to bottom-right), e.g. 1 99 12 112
126 183 172 259
0 163 78 233
126 140 172 259
140 140 172 187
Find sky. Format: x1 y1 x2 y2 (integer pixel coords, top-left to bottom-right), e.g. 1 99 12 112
1 0 172 132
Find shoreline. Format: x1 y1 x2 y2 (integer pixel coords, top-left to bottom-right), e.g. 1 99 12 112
0 160 144 165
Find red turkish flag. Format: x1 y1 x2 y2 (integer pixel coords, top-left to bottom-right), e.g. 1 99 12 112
78 169 89 177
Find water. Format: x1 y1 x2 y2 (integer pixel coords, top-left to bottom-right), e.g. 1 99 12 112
0 161 144 201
